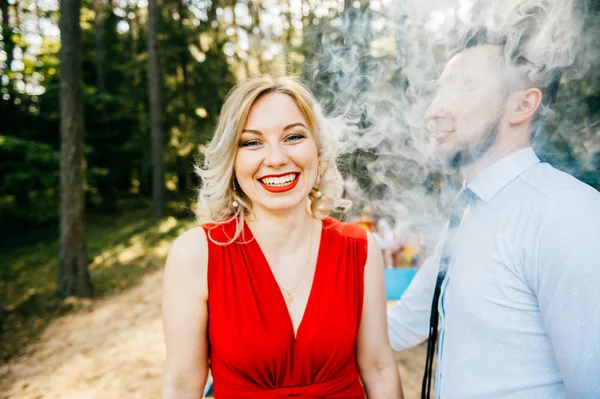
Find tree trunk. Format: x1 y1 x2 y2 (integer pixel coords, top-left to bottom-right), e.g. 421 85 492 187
344 0 352 12
13 0 19 27
147 0 165 218
1 0 8 26
249 0 260 73
283 0 293 71
92 0 118 213
176 0 190 195
93 0 106 94
58 0 94 298
1 0 14 71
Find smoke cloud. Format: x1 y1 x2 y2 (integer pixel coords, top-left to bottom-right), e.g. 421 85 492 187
303 0 598 247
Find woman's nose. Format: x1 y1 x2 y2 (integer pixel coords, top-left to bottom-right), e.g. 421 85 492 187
263 143 289 167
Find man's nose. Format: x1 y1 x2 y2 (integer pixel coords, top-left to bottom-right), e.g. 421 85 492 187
425 94 447 120
264 143 288 167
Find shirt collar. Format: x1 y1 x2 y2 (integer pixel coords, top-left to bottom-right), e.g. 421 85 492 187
467 147 540 203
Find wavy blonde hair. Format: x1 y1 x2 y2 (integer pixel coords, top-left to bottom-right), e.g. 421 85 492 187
195 75 351 242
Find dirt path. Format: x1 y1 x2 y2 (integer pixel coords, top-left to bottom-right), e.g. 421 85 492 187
0 270 426 399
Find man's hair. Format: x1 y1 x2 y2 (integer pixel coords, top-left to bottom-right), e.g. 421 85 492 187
462 27 561 135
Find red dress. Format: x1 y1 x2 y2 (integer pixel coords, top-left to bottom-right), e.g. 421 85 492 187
202 217 367 398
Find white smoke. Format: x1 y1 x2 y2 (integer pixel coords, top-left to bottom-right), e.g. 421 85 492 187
303 0 597 247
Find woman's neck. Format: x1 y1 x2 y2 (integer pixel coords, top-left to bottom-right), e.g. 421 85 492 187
246 206 317 256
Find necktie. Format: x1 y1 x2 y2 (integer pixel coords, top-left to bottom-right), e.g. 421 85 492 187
421 185 477 399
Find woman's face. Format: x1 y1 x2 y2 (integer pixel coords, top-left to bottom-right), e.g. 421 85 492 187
234 92 320 216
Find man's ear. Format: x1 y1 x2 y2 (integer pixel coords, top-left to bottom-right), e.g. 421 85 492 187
508 88 543 125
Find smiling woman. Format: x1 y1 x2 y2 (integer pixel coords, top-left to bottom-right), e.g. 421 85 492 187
160 75 403 399
233 91 323 219
194 75 349 236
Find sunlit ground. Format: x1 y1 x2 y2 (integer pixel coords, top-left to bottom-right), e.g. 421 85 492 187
0 200 427 398
0 266 426 398
0 199 196 364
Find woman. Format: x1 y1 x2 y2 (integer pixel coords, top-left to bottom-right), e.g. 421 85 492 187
161 75 403 398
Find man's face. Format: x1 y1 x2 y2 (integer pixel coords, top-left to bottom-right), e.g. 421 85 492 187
426 45 508 167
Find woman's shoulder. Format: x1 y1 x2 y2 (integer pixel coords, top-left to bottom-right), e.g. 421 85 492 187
162 225 210 300
200 218 244 244
324 217 368 241
322 218 371 270
167 225 209 267
163 226 210 317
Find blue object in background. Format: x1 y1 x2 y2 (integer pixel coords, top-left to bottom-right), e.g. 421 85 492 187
204 374 214 398
385 267 418 300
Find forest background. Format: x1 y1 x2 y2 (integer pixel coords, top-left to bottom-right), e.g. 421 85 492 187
1 0 599 365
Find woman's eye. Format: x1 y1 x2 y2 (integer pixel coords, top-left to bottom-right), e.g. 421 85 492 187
285 133 306 142
240 140 260 148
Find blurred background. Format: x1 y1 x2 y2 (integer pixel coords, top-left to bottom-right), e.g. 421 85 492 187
1 0 598 397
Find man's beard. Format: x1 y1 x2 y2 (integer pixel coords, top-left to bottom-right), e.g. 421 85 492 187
447 117 501 169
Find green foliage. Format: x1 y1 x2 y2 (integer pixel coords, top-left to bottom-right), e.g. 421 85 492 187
0 0 235 359
0 0 235 225
0 199 196 362
1 0 598 364
534 53 600 190
0 135 60 227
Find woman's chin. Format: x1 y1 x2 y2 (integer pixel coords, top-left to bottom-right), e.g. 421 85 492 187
253 196 311 215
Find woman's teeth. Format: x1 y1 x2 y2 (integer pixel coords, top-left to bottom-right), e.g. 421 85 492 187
261 174 297 186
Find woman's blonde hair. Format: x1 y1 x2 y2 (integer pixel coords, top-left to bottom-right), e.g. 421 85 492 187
195 75 350 241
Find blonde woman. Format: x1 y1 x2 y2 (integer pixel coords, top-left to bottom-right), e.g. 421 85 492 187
161 75 403 399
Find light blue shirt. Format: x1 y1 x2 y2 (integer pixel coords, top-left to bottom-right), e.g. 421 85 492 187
387 147 600 398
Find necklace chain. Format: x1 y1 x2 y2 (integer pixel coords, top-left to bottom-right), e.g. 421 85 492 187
280 221 315 304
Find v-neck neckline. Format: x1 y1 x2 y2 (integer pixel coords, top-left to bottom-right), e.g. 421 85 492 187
244 218 327 341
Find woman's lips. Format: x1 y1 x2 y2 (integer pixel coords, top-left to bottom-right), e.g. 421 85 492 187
258 173 300 193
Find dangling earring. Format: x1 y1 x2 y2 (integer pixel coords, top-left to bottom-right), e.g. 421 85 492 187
313 173 322 199
232 182 240 208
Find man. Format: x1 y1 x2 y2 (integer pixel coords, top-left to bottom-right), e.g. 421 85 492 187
387 34 600 398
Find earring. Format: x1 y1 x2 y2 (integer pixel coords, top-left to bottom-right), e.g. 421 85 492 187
313 173 322 199
232 181 240 208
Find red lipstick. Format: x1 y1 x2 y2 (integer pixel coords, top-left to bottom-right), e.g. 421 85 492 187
259 173 300 193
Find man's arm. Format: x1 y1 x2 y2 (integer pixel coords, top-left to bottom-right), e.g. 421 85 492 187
534 193 600 398
387 239 443 351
